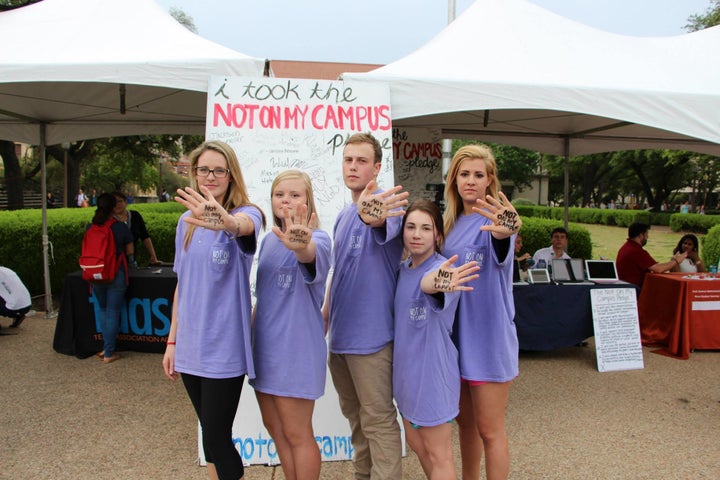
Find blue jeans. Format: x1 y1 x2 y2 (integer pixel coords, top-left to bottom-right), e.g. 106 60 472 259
93 266 127 357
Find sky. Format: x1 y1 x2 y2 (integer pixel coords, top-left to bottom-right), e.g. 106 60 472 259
153 0 713 64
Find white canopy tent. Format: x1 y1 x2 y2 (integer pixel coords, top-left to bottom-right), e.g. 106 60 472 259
342 0 720 157
0 0 266 313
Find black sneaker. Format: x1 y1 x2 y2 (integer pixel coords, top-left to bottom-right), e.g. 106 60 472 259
10 314 25 328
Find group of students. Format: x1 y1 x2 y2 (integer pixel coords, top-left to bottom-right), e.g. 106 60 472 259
156 134 521 480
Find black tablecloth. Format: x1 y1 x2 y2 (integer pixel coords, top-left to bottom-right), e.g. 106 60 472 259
53 267 176 358
513 282 635 351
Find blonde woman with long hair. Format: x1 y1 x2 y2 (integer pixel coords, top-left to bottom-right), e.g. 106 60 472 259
251 170 331 480
162 140 265 480
442 144 521 480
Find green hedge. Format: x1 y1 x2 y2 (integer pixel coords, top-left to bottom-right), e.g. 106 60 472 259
514 206 651 227
0 205 183 295
701 224 720 269
669 213 720 234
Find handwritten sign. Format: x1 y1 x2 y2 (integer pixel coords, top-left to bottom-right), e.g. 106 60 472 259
392 127 443 202
590 288 644 372
207 76 394 234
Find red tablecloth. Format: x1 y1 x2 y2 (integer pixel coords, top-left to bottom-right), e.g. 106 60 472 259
638 272 720 359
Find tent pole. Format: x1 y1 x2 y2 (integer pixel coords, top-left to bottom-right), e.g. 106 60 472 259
40 124 55 317
563 136 570 229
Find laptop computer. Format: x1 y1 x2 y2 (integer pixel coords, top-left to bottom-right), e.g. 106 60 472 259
527 268 551 284
551 258 594 284
585 259 627 284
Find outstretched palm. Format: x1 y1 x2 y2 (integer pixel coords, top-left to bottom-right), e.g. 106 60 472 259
272 204 317 252
175 185 230 230
472 192 522 239
424 255 480 293
357 180 409 227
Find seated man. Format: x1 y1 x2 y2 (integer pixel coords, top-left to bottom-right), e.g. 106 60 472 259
532 227 570 267
616 222 686 288
0 266 32 328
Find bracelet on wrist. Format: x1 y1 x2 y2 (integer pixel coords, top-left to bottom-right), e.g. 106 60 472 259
673 258 680 265
166 342 176 345
357 213 371 226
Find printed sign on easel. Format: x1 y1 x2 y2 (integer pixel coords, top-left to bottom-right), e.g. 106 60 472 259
590 288 644 372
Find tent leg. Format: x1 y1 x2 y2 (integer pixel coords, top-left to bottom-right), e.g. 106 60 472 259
40 124 56 318
563 137 570 229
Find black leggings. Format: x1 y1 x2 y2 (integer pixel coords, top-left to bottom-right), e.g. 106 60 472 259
181 373 245 480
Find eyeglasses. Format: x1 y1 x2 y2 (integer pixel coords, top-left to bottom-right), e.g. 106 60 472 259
194 166 230 178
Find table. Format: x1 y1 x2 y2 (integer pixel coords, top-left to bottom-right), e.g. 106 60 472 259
638 272 720 359
513 282 636 351
53 267 177 358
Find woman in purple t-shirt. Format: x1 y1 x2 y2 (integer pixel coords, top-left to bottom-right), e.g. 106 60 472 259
442 144 522 480
394 199 478 480
162 140 266 480
251 170 331 480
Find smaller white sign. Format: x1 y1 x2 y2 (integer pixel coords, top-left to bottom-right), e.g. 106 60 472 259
590 288 644 372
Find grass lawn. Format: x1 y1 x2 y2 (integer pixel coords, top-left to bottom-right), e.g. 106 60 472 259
579 223 690 262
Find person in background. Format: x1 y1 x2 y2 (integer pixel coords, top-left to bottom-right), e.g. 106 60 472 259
162 140 265 480
0 265 32 330
393 199 479 480
616 222 687 288
90 193 134 363
532 227 570 268
442 144 521 480
77 188 88 208
671 234 706 273
89 189 98 207
251 170 331 480
323 132 409 480
113 191 162 266
46 192 56 209
513 232 533 282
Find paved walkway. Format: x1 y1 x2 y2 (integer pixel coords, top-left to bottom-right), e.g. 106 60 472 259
2 309 719 479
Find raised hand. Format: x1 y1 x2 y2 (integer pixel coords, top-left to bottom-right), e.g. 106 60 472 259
271 203 317 253
175 185 232 231
357 180 409 227
422 255 480 294
472 191 522 239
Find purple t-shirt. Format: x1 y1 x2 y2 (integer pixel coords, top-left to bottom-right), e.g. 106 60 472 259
329 202 403 354
172 206 262 379
251 230 331 399
442 213 519 382
393 255 460 427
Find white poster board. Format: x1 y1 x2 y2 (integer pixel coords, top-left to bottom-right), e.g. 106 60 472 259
392 127 443 202
200 77 400 465
206 76 395 233
590 288 644 372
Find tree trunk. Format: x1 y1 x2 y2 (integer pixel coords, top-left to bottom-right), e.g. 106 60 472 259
0 140 24 210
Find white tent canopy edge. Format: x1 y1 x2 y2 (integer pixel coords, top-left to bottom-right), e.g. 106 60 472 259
342 0 720 157
0 0 266 314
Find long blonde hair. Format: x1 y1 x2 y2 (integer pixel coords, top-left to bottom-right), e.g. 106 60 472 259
270 170 319 228
443 144 499 234
183 140 266 249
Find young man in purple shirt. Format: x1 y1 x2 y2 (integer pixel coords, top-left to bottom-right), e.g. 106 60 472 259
323 132 408 480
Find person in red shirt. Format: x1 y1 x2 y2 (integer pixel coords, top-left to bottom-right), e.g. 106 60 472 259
616 222 686 288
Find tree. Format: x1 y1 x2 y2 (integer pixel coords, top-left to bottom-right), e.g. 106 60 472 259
0 141 24 209
169 7 198 33
686 0 720 31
